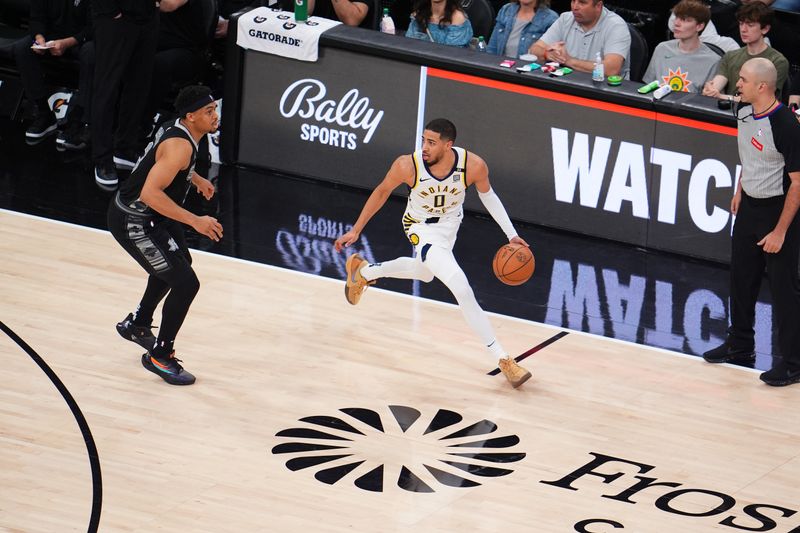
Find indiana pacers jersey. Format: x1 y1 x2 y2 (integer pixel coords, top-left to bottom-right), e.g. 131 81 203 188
402 148 468 244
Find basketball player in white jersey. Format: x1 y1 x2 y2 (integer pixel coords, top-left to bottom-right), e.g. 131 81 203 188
334 118 532 388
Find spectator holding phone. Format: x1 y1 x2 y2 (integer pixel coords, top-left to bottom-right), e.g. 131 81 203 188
12 0 91 141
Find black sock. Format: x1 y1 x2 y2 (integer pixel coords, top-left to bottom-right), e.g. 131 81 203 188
131 306 152 327
151 339 174 359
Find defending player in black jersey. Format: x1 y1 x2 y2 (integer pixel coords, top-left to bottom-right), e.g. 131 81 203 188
107 85 222 385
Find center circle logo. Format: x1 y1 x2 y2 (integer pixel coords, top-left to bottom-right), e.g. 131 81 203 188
272 405 525 493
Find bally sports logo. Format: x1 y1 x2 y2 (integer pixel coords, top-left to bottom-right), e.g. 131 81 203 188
279 78 384 151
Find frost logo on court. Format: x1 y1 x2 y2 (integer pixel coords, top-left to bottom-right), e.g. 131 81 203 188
272 405 524 493
279 78 384 151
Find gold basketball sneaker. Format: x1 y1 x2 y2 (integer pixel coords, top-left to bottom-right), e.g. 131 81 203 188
499 357 532 388
345 253 374 305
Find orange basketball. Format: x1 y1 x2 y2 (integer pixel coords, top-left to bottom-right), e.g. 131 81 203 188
492 243 534 286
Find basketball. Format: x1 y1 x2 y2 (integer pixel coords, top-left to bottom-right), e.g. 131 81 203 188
492 243 534 286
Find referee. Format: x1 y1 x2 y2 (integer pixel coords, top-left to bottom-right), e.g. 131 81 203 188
703 58 800 387
108 86 222 385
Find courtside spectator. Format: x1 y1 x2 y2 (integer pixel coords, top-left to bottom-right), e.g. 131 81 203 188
405 0 473 47
487 0 557 58
91 0 159 188
13 0 91 141
668 11 740 52
142 0 214 137
789 70 799 117
702 2 789 101
530 0 631 78
644 0 720 93
307 0 372 27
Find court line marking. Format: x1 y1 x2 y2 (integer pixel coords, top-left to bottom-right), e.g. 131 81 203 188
0 319 103 533
0 208 759 374
487 331 570 376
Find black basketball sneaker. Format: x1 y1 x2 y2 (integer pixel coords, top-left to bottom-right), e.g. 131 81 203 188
116 313 156 351
141 352 196 385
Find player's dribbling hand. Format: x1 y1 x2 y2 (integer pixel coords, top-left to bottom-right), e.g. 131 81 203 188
509 235 529 248
334 230 360 252
193 215 223 242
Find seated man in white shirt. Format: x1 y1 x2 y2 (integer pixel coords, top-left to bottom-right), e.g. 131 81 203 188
644 0 721 93
529 0 631 78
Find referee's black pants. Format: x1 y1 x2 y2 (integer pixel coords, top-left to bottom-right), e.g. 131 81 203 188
107 200 199 351
729 192 800 363
91 15 157 166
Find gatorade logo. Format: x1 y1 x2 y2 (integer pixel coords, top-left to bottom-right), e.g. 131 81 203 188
247 28 303 46
283 22 297 30
48 91 72 120
253 15 267 23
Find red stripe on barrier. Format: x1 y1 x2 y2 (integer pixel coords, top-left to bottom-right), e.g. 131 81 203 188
426 68 738 137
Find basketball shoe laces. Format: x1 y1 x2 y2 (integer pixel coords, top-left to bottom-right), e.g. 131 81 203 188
134 323 157 337
155 351 185 374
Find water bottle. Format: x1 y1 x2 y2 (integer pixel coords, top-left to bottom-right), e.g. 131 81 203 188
592 51 604 82
477 36 487 52
294 0 307 23
379 8 395 34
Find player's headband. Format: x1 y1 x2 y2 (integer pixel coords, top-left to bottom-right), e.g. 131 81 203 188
177 93 215 117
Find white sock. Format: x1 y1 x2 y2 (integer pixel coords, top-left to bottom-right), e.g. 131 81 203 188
487 339 507 360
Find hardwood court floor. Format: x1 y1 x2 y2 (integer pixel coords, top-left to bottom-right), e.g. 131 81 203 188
2 210 800 533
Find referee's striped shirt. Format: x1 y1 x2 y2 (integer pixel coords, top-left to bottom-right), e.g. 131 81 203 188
737 103 800 198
